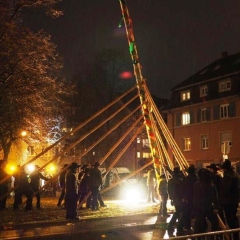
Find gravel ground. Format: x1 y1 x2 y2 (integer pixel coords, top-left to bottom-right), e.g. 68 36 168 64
0 193 165 229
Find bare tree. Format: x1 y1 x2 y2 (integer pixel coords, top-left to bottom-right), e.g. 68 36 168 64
0 0 74 160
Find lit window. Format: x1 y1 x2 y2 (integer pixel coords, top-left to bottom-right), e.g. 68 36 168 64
220 104 229 118
201 135 208 149
142 139 149 147
219 79 231 92
137 152 140 158
182 112 190 125
200 85 208 97
143 152 151 158
181 90 191 101
201 108 207 122
183 138 191 151
137 137 141 144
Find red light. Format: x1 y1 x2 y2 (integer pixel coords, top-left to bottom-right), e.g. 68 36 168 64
119 71 133 79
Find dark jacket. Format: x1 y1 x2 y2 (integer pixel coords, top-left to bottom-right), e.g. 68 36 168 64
182 173 199 202
219 168 239 204
88 167 102 188
168 174 183 205
30 170 49 190
193 181 220 211
65 169 78 195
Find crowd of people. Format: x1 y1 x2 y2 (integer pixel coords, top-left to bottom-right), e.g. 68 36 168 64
1 158 240 238
158 159 240 239
0 159 106 221
56 161 106 220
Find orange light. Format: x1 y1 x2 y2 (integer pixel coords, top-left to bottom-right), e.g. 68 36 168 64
5 164 17 175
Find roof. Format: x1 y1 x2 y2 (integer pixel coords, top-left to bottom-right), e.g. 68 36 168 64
172 52 240 90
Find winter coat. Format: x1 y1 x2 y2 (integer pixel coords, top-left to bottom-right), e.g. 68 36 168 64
65 169 78 195
219 168 239 204
193 181 220 211
168 174 183 205
88 167 102 188
182 173 199 202
30 170 49 191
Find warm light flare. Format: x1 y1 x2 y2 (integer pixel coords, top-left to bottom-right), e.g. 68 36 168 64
5 164 17 175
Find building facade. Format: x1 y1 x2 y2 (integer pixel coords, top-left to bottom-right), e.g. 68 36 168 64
165 52 240 169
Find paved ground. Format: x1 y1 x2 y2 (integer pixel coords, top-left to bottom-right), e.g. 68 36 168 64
0 193 174 239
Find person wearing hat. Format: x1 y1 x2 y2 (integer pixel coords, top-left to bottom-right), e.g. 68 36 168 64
30 165 51 209
65 162 81 220
0 160 9 210
193 168 220 235
219 159 239 239
167 167 184 235
181 164 199 232
57 164 69 207
206 163 225 225
88 162 102 211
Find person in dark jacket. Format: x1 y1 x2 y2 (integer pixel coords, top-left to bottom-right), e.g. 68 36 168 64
78 166 91 208
193 168 220 234
219 159 239 240
12 166 33 211
88 162 102 211
167 167 184 234
0 160 9 210
65 162 80 220
206 163 225 225
181 164 199 231
30 165 50 209
158 174 168 217
57 164 69 207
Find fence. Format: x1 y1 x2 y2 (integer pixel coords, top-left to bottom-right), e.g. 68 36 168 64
169 228 240 240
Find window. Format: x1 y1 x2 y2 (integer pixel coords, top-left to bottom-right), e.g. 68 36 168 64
143 152 151 158
181 90 191 101
220 104 229 118
182 112 190 125
201 135 208 149
219 79 231 92
220 132 232 147
200 85 208 97
137 152 140 158
201 108 207 122
142 139 149 147
137 137 141 144
183 138 191 151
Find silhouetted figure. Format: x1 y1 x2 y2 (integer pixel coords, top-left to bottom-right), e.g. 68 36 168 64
65 162 80 220
30 165 50 209
193 168 219 235
181 164 199 231
57 164 69 207
88 162 102 211
147 168 156 203
0 160 9 210
167 167 184 235
14 167 33 211
219 160 239 240
158 174 168 217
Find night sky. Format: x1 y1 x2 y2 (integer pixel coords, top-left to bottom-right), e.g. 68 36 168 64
24 0 240 98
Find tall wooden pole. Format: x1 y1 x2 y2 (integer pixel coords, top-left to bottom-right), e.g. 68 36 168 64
119 0 161 173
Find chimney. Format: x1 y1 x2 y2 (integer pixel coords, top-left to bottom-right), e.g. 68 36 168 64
222 51 228 58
